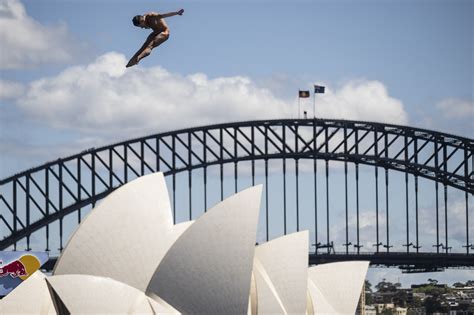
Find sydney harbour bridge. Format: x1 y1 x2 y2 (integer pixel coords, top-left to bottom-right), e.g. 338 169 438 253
0 118 472 272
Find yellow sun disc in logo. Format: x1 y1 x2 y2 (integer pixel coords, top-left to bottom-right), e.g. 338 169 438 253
18 254 41 281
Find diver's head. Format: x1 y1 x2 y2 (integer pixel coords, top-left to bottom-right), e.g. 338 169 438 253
132 15 145 27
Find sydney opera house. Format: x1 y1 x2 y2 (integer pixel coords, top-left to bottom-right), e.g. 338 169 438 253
0 173 368 314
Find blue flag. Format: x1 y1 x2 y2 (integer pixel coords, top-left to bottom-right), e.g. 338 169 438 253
314 85 325 94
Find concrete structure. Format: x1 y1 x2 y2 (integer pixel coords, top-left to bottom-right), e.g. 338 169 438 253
147 185 262 314
47 274 178 314
54 173 192 291
364 305 377 315
2 173 370 314
0 271 178 314
358 280 366 315
308 261 369 314
0 271 55 314
252 231 309 315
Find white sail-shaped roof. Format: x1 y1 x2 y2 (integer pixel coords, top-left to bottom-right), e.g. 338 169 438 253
247 272 258 315
253 231 309 315
147 294 181 314
307 276 336 314
0 271 56 315
46 274 179 314
53 173 190 291
253 260 287 314
147 185 262 315
307 261 369 315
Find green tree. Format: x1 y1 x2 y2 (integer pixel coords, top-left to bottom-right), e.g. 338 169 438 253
365 280 373 292
394 289 408 307
380 308 396 315
408 296 423 308
365 281 373 305
427 278 438 285
424 296 446 314
375 280 400 293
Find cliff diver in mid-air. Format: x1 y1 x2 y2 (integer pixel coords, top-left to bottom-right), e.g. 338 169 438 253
126 8 184 68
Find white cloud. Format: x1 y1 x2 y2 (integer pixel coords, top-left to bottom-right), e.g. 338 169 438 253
436 98 474 119
312 80 408 125
0 79 24 99
330 197 473 252
418 197 473 246
16 52 409 139
417 98 473 136
330 210 392 251
17 52 291 136
0 0 83 69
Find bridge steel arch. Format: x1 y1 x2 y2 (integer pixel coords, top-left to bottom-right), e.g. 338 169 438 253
1 119 473 269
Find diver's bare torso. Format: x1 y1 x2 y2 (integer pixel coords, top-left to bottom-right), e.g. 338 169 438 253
143 13 169 33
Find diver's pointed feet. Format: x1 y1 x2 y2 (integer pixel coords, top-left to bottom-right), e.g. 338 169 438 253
126 58 139 68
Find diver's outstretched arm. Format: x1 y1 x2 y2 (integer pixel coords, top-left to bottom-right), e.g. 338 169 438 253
159 9 184 18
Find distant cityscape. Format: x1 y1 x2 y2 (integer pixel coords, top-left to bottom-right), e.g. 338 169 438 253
358 279 474 315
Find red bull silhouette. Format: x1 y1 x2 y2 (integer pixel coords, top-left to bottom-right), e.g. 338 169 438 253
0 260 28 278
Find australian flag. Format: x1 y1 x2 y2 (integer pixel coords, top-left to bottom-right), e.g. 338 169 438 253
314 85 325 94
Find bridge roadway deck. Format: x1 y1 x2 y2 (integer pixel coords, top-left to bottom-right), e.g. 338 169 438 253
309 252 474 271
40 252 473 272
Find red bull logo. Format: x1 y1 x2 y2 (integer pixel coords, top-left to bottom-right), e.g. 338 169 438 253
0 252 48 296
0 254 41 281
0 259 28 278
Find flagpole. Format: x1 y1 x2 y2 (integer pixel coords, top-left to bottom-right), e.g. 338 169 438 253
298 94 300 119
313 89 316 118
313 85 325 118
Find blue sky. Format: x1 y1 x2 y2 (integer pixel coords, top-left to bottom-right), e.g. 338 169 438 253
16 0 472 99
1 0 472 175
0 0 473 286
